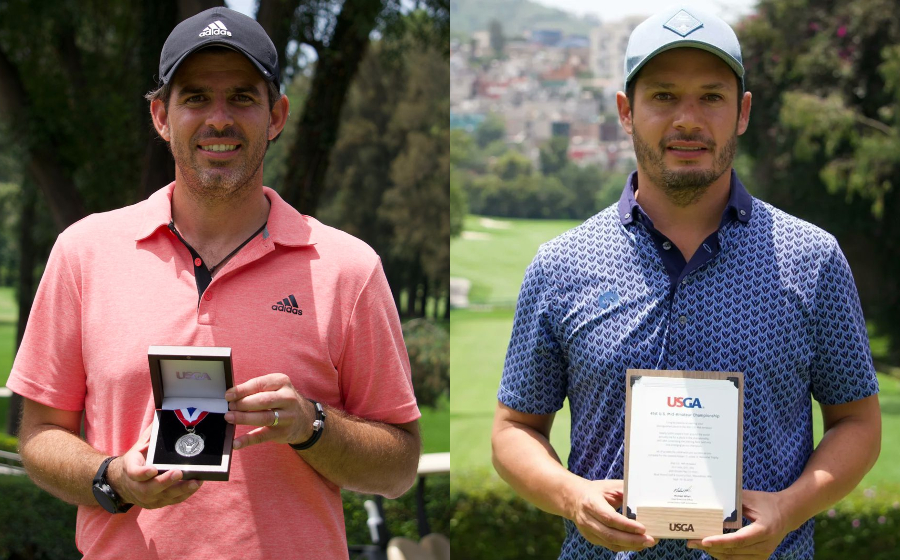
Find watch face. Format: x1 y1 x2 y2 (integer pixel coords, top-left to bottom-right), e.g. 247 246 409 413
92 483 119 514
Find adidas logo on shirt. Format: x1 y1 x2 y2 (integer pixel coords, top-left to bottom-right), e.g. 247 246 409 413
272 294 303 316
199 21 232 37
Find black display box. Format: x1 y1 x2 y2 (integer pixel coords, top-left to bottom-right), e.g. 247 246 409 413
146 346 235 481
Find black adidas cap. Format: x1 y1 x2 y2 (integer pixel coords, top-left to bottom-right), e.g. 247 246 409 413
159 7 280 89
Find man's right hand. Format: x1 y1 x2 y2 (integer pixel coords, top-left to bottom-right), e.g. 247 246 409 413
107 425 203 509
566 478 656 552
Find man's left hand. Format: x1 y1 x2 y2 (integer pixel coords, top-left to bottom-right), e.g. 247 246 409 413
224 373 315 449
686 490 791 560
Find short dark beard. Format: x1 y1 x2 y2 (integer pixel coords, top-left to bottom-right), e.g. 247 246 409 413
632 127 737 207
170 125 268 208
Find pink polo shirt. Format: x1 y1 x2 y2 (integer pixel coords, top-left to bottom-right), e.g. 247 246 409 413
8 184 420 560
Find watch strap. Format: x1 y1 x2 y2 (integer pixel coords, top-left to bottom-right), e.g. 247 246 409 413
289 399 326 451
93 456 133 513
93 456 116 486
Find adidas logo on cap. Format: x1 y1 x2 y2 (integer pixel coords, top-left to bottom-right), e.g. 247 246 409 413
272 294 303 316
199 20 232 38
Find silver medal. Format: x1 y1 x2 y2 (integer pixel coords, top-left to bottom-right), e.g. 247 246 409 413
175 432 204 457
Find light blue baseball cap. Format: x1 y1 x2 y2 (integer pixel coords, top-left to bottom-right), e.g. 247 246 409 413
624 6 744 90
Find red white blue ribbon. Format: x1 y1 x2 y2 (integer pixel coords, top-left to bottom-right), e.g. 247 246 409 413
175 407 208 429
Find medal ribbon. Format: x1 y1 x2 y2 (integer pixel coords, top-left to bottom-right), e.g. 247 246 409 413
175 407 209 429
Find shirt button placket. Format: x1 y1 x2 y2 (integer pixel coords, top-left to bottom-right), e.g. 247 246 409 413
198 289 215 325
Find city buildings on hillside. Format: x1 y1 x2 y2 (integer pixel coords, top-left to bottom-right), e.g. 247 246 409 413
451 17 644 173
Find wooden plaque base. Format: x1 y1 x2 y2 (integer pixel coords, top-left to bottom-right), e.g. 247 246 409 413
639 507 723 539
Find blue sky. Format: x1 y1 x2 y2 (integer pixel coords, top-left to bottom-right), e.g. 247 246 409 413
225 0 256 17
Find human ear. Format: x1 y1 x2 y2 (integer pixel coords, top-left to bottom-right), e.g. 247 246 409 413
150 99 170 142
616 91 633 135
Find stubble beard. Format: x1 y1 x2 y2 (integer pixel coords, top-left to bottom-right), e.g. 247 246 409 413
170 126 268 207
632 126 737 208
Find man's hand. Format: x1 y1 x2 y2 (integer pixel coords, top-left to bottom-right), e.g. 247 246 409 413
223 373 420 497
567 479 656 552
224 373 314 449
687 490 789 560
107 425 203 509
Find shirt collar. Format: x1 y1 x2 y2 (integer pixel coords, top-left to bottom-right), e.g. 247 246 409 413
617 169 753 226
135 183 316 247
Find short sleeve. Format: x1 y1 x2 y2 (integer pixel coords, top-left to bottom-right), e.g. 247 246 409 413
809 239 879 405
498 252 568 414
7 235 87 411
338 258 420 424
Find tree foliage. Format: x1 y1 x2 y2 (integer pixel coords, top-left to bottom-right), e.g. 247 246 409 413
0 1 450 432
488 19 505 57
738 0 900 360
475 113 506 148
453 126 626 221
318 12 450 318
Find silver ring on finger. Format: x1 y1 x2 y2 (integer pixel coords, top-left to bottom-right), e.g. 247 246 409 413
271 410 280 427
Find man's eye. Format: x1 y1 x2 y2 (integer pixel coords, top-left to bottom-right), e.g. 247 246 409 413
185 95 205 103
653 93 674 101
233 94 253 102
704 94 724 102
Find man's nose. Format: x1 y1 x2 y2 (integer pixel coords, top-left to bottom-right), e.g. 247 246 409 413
205 97 234 130
672 99 703 133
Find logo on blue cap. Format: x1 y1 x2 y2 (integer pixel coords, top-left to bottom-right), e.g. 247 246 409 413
664 10 704 37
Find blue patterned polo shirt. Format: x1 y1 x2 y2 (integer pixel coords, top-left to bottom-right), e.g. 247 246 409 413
499 171 879 560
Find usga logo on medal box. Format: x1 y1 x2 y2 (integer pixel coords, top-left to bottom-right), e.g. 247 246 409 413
176 371 211 380
669 522 694 532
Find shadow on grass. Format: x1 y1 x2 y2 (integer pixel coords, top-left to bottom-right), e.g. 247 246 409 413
877 401 900 416
450 411 494 419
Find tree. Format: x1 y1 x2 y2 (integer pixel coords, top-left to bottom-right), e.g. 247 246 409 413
491 150 533 180
738 0 900 361
279 0 449 216
475 113 506 148
488 19 505 57
318 12 450 319
450 172 467 238
539 136 569 176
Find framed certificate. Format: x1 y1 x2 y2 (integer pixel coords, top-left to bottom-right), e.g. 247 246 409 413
623 369 744 539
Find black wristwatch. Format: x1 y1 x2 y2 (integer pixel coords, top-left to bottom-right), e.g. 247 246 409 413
289 400 326 451
92 456 133 514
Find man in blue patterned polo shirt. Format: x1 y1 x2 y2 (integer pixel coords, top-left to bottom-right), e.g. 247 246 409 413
492 6 881 560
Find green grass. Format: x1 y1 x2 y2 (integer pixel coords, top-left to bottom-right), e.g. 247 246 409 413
450 307 568 474
0 286 15 388
450 214 900 501
450 216 580 473
451 216 581 305
420 396 450 454
0 286 15 434
813 373 900 492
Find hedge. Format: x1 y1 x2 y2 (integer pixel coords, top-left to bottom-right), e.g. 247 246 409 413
3 464 899 560
449 471 900 560
344 475 451 545
0 476 78 560
0 433 17 454
0 472 449 560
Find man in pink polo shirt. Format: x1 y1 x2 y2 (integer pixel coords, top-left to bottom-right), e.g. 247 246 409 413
7 8 421 559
